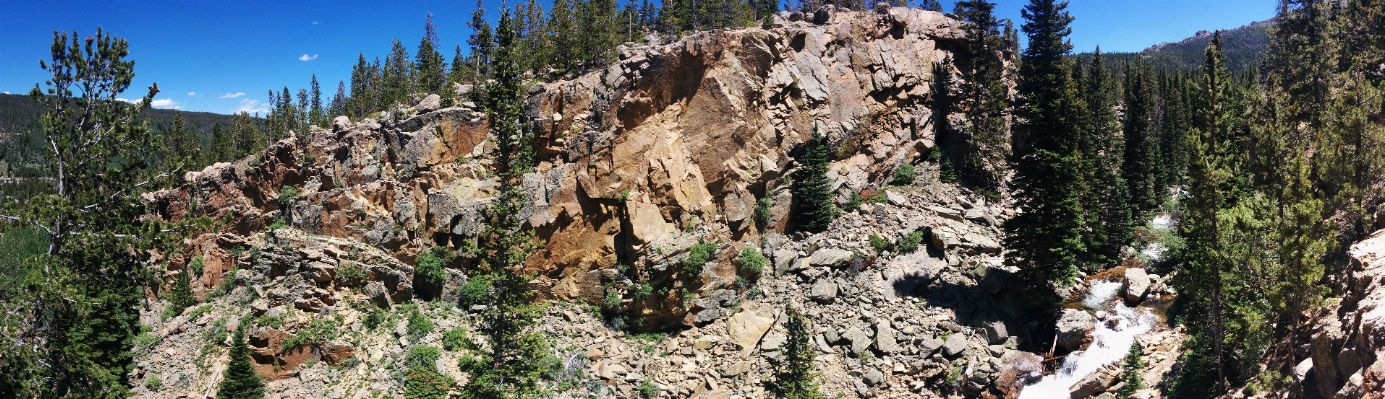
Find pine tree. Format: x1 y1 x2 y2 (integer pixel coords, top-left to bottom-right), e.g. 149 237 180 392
765 304 823 399
1175 32 1235 390
330 81 347 119
217 326 265 399
792 125 835 233
1081 49 1132 266
1005 0 1086 288
164 112 200 169
0 28 197 397
383 38 415 108
416 13 449 98
309 75 324 127
457 12 551 399
169 266 197 315
954 0 1011 191
1115 344 1145 399
919 0 942 12
1122 61 1161 219
467 0 496 83
231 112 260 157
348 54 374 118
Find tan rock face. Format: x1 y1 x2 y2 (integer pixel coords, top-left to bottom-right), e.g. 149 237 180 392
151 8 975 330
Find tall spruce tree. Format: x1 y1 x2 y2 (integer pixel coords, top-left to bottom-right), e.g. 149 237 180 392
382 38 415 108
457 11 551 399
309 75 324 127
1122 61 1161 219
467 0 496 83
416 13 448 98
217 326 265 399
1005 0 1087 288
954 0 1011 191
1081 49 1133 266
765 304 823 399
792 125 835 233
1175 32 1235 390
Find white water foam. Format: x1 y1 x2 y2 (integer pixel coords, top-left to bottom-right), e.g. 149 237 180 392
1020 281 1155 399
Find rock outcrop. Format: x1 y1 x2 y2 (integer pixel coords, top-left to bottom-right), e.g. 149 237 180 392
132 7 1064 399
1297 229 1385 399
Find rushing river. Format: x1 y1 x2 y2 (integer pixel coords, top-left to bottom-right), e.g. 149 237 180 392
1019 281 1156 399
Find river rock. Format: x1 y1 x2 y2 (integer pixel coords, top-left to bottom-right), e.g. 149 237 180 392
1056 309 1096 351
1069 364 1119 399
1124 268 1151 304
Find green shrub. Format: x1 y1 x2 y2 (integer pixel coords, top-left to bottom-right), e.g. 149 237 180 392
604 287 622 309
188 256 204 277
338 263 366 287
278 185 298 207
406 309 434 340
898 231 924 254
629 282 654 303
892 163 916 185
132 325 156 348
282 315 342 349
866 190 888 204
739 246 768 275
456 274 494 308
144 373 161 391
843 191 863 211
869 234 891 253
754 197 772 228
638 379 659 398
680 288 697 308
631 333 666 354
210 269 237 297
404 367 453 399
405 345 442 369
364 309 388 330
268 219 290 230
415 246 453 287
442 328 468 351
681 239 717 273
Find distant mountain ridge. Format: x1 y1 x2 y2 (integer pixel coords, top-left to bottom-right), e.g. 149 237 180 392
0 93 236 136
1076 19 1272 72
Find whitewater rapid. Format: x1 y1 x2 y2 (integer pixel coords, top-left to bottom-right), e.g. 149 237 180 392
1019 281 1155 399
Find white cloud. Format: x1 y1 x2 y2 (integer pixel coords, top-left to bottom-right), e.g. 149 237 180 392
298 54 319 62
116 97 135 103
151 99 182 109
312 21 319 25
188 91 197 96
233 99 268 115
220 92 245 99
2 92 8 95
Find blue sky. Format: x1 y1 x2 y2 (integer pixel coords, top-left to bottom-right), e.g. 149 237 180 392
0 0 1276 114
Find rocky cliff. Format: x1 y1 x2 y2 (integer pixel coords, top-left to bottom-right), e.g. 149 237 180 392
153 6 969 327
131 7 1073 399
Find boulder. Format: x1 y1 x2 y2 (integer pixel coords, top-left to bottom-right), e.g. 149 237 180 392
1124 268 1151 304
982 320 1009 345
1056 309 1096 352
942 333 968 358
726 309 775 355
810 280 838 303
1069 364 1119 399
809 248 855 268
843 325 873 355
874 321 902 354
